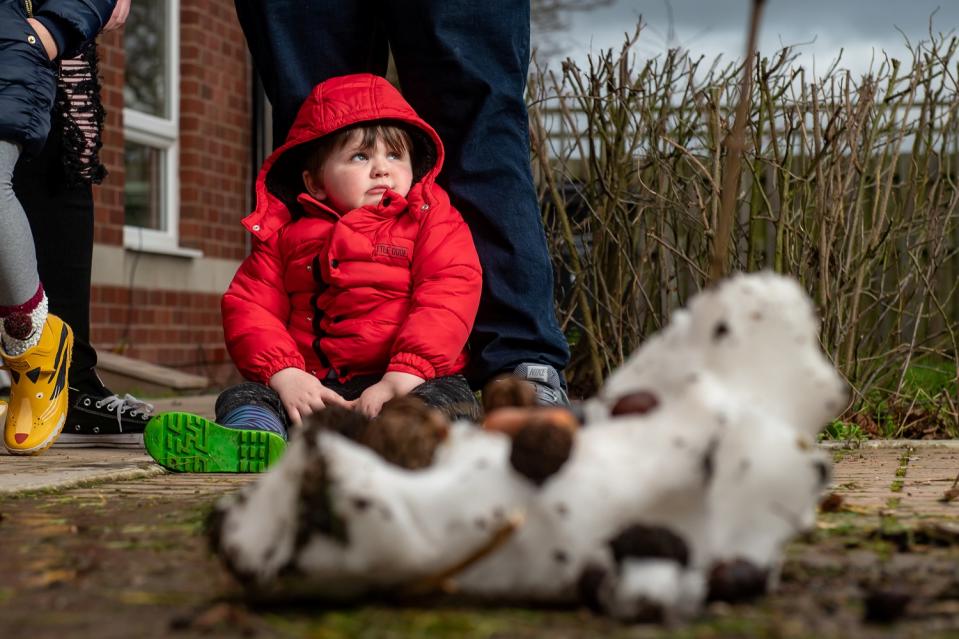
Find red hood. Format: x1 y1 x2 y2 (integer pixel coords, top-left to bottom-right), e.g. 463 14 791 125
244 74 445 241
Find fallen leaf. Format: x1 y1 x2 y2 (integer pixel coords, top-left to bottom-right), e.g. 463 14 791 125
819 492 845 512
170 602 255 635
23 569 77 588
940 488 959 503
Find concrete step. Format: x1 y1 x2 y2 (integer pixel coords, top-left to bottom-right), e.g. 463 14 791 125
95 350 209 395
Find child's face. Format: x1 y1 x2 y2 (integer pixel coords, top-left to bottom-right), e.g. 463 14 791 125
304 130 414 212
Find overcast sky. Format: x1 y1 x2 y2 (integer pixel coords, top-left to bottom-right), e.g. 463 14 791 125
536 1 959 78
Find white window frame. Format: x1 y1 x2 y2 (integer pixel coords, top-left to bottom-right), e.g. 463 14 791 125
122 0 195 256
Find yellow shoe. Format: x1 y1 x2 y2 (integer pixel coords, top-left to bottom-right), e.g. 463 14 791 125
1 314 73 455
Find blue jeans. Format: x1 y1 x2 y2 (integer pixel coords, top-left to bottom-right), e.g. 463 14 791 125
233 0 570 387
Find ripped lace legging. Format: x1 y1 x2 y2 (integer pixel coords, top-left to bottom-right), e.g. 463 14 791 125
0 140 40 307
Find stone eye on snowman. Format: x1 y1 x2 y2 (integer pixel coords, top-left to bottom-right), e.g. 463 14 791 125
208 271 848 621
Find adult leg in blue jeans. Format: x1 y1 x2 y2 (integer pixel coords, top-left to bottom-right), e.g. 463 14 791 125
233 0 389 144
384 0 570 394
233 0 571 403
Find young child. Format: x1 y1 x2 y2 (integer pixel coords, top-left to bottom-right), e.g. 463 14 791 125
0 0 118 454
144 73 483 472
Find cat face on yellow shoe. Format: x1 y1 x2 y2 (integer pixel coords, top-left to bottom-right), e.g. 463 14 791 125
1 313 73 455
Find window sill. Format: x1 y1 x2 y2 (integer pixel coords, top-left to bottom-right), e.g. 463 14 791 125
123 227 203 259
124 243 203 259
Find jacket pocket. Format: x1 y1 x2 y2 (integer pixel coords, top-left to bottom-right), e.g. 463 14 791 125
14 3 56 69
23 26 55 68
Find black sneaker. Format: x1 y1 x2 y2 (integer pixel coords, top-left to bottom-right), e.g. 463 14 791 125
56 392 155 448
512 363 571 408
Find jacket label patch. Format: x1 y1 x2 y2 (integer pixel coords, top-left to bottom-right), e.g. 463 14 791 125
374 244 409 259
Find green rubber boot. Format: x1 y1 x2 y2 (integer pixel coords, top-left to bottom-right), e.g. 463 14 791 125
144 411 286 473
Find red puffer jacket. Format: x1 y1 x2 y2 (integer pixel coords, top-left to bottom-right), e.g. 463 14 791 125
223 74 482 385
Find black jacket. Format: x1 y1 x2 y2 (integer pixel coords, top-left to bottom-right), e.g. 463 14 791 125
0 0 116 155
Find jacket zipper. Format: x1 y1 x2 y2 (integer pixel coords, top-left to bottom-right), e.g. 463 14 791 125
25 1 33 18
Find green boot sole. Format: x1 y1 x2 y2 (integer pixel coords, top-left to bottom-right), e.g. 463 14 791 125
144 411 286 473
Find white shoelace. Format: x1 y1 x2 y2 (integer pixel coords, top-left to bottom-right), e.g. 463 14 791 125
94 393 156 432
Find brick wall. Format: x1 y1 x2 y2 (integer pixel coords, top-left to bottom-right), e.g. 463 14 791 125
91 2 252 386
91 286 231 382
179 1 251 260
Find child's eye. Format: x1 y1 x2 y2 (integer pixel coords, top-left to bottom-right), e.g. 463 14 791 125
387 151 404 161
351 153 368 162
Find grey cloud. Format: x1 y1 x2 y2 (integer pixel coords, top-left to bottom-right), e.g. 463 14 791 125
538 0 959 73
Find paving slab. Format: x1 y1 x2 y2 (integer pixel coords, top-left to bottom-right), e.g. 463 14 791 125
0 394 217 495
0 448 161 495
901 447 959 513
830 443 959 519
1 397 958 510
828 447 905 510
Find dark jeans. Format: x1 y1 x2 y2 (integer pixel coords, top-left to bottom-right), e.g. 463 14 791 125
12 123 105 396
216 374 480 437
233 0 571 387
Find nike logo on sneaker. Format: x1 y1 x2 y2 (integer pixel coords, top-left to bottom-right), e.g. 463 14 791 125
524 365 551 382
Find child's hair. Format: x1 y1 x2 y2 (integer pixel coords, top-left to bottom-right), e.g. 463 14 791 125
266 119 436 219
303 123 414 176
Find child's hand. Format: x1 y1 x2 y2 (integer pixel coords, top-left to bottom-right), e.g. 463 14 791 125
353 372 425 417
103 0 131 32
269 367 349 426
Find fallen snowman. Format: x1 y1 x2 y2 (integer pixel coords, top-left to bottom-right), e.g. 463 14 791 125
208 271 849 621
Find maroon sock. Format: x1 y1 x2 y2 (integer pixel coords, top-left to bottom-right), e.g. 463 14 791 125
0 285 46 354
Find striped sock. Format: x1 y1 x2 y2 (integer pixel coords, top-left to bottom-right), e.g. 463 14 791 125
219 404 288 441
0 286 47 356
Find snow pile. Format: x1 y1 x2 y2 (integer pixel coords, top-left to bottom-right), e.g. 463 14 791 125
210 271 848 621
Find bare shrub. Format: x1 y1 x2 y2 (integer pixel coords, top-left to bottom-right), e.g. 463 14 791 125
529 27 959 433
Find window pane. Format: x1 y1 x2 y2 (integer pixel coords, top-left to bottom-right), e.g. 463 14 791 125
123 0 167 117
124 141 165 231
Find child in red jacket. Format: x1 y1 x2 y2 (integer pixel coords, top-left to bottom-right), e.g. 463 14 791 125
144 74 482 472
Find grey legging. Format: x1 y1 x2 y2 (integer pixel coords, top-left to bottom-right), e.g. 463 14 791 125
0 141 40 307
